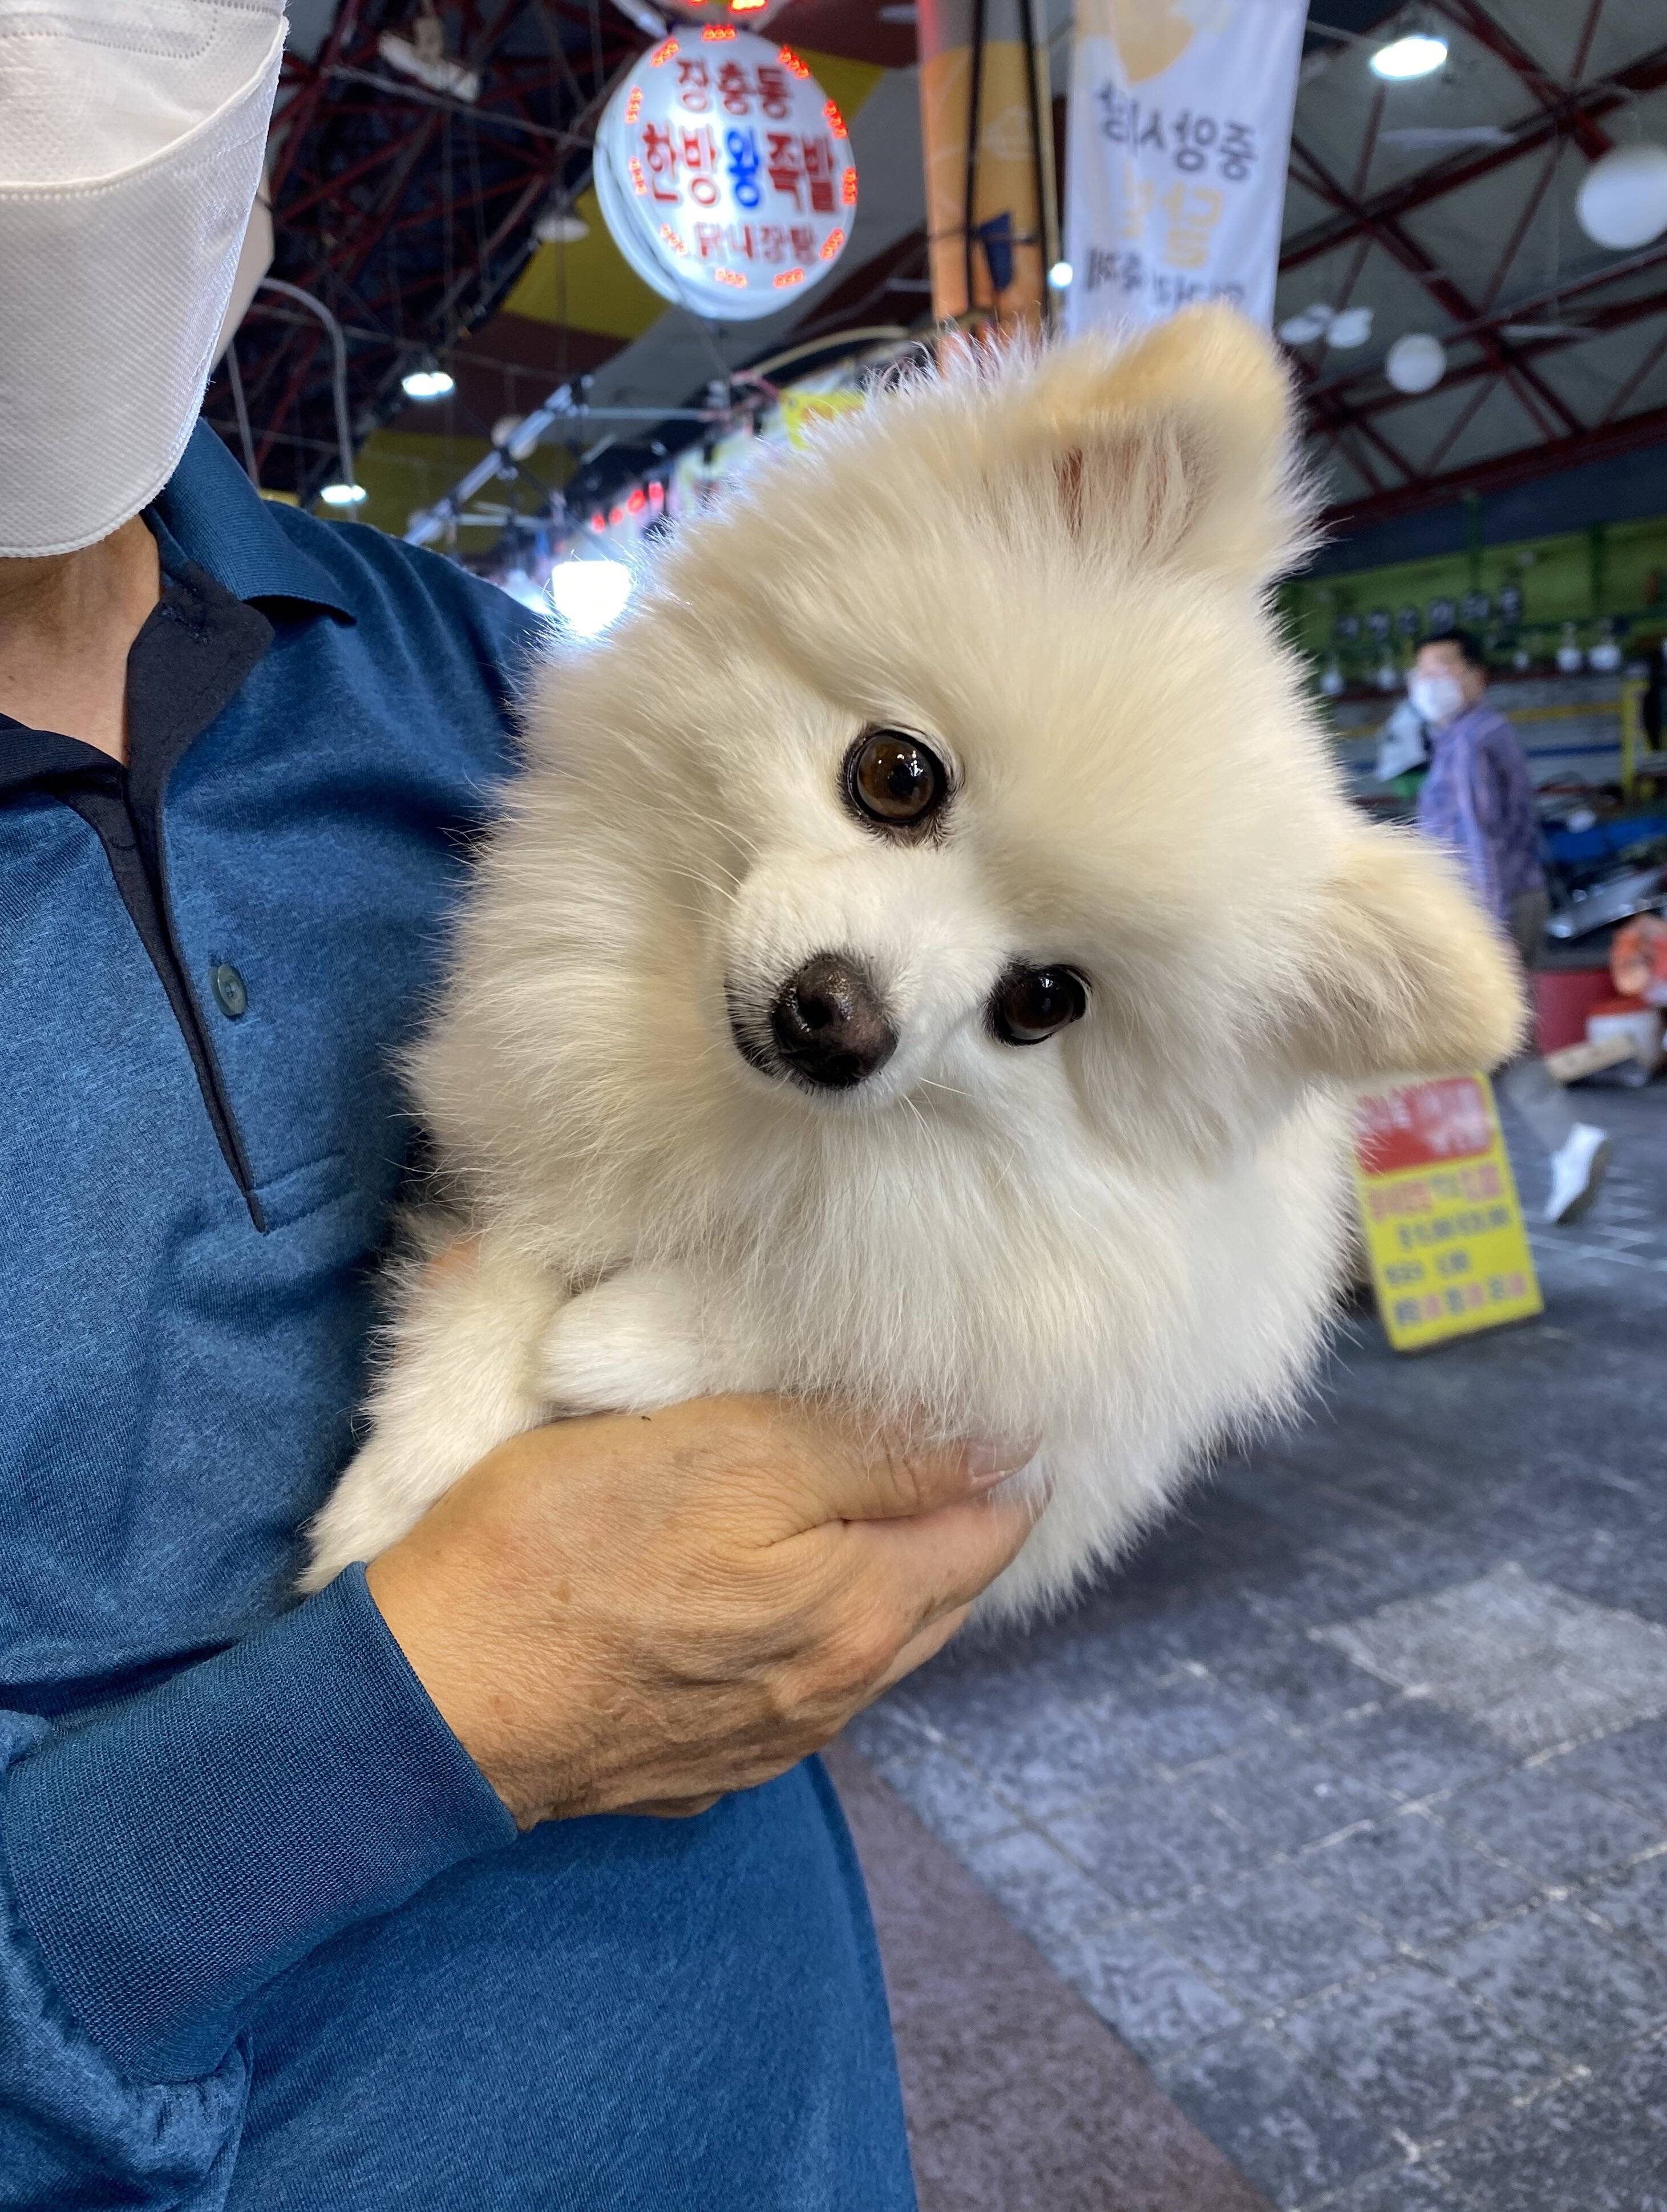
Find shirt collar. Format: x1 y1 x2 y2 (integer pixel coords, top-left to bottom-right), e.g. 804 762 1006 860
149 422 359 625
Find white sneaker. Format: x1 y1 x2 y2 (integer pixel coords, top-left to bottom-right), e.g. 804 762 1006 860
1545 1123 1612 1225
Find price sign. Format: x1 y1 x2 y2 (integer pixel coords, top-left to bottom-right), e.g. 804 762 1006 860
1353 1075 1542 1354
594 27 858 321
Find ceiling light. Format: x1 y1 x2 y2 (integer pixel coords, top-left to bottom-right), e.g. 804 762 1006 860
1385 332 1447 393
1370 32 1448 80
1326 306 1374 349
1575 143 1667 252
1048 260 1073 289
547 557 632 636
377 23 480 103
535 208 590 246
402 365 455 400
320 481 368 507
1278 303 1334 345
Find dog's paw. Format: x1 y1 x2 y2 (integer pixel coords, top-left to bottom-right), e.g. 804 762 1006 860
298 1440 426 1593
539 1266 742 1415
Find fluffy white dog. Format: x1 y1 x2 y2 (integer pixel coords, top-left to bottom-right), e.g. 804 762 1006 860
304 306 1519 1618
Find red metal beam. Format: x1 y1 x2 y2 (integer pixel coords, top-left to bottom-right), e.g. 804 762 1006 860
1430 0 1612 160
1287 136 1583 441
1309 269 1667 431
1323 400 1667 532
1281 39 1667 278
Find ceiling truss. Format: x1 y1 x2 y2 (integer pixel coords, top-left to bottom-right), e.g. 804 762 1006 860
1289 7 1667 531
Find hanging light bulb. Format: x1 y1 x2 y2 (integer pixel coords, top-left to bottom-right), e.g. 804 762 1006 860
402 363 455 400
319 481 367 508
1385 333 1447 393
1370 30 1448 80
1575 144 1667 252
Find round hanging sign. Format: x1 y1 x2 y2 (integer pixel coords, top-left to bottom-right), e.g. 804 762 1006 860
593 29 858 322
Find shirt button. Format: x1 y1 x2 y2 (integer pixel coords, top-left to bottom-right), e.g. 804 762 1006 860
211 962 248 1019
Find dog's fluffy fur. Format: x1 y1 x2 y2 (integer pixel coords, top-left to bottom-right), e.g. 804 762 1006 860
303 307 1521 1618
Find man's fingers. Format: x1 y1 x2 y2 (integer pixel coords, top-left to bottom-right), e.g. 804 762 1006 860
779 1405 1038 1532
843 1485 1040 1627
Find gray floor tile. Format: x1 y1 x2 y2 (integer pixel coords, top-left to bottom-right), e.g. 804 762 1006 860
1156 2029 1395 2207
948 1701 1152 1817
1315 1563 1667 1756
842 1696 935 1773
1077 1672 1281 1772
1045 1917 1246 2062
1581 1850 1667 1947
1045 1778 1268 1911
1309 1694 1510 1804
1327 2164 1470 2212
1216 1632 1387 1726
1444 1902 1667 2064
1279 1962 1559 2140
1303 1810 1536 1945
955 1825 1120 1951
1436 2076 1667 2211
1188 1736 1399 1850
881 1748 1021 1849
1548 1716 1667 1824
1438 1763 1667 1883
1149 1861 1395 2010
1610 2035 1667 2129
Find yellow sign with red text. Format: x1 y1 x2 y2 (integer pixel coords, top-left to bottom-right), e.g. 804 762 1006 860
1353 1075 1543 1354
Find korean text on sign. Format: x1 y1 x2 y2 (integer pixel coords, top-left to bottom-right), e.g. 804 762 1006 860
1352 1075 1543 1354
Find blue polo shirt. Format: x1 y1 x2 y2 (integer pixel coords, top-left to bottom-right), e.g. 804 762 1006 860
0 425 913 2211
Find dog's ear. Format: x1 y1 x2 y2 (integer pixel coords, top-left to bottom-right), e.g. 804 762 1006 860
1008 303 1305 582
1293 828 1527 1081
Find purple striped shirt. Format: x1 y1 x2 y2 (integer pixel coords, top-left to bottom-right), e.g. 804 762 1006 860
1415 700 1544 925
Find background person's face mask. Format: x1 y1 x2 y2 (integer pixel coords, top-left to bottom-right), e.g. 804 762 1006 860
0 0 285 558
1407 672 1468 728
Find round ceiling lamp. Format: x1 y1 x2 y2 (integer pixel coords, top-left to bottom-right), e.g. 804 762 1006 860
1575 143 1667 252
1385 332 1447 393
535 207 590 245
594 29 857 323
1369 31 1448 80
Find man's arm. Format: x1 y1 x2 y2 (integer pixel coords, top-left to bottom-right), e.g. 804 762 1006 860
0 1401 1033 2209
1454 728 1507 923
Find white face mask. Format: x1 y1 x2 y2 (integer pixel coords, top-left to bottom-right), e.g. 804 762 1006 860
1407 672 1467 728
0 0 285 558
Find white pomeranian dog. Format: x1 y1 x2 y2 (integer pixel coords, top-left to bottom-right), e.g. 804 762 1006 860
303 306 1519 1619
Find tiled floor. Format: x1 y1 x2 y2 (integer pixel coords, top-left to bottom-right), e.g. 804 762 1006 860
848 1087 1667 2210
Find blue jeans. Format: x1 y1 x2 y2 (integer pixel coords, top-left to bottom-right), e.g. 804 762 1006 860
228 1759 917 2210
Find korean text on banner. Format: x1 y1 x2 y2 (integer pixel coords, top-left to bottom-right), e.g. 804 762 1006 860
1353 1075 1543 1355
1064 0 1306 335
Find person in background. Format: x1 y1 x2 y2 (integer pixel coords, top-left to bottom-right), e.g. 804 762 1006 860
1411 627 1612 1224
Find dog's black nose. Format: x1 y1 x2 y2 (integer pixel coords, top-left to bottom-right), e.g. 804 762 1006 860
770 954 897 1089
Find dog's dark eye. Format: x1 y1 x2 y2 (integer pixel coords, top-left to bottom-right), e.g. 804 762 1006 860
990 965 1089 1046
845 729 948 830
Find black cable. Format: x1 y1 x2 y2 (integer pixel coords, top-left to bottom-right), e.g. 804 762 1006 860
964 0 988 319
1019 0 1053 315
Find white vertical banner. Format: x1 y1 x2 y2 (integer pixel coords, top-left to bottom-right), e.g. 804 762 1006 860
1064 0 1308 335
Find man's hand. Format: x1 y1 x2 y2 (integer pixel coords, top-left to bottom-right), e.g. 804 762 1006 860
365 1398 1038 1829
